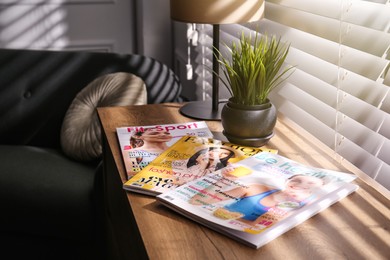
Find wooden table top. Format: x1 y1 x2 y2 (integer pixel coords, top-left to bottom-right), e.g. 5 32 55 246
98 103 390 260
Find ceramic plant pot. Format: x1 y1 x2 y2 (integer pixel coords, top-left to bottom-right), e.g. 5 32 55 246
221 99 277 147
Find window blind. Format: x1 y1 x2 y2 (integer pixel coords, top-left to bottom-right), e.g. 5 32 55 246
191 0 390 191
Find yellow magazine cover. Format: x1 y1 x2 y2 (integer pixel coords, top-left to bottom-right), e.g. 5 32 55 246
123 136 277 196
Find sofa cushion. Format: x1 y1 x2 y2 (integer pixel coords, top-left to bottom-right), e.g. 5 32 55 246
0 145 98 241
61 72 147 161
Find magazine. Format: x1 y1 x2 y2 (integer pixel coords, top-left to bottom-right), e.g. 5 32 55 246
156 152 358 249
123 136 278 196
117 122 213 179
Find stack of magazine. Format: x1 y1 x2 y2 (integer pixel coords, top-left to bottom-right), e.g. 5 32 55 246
117 122 358 249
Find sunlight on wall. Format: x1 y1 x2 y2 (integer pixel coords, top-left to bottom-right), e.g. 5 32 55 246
0 3 69 49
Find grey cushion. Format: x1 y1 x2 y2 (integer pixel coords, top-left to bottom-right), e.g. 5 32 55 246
61 72 147 161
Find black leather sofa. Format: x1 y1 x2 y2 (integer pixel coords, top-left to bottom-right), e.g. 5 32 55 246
0 49 182 259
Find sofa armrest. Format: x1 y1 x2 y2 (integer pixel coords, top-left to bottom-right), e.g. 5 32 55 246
0 49 182 148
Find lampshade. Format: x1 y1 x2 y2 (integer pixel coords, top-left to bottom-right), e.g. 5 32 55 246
170 0 264 24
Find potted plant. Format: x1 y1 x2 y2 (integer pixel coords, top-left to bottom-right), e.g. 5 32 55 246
215 31 294 147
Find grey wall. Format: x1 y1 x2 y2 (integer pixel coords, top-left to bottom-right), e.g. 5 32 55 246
0 0 136 54
135 0 173 67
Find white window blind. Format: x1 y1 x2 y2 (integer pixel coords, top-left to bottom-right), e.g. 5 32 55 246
191 0 390 191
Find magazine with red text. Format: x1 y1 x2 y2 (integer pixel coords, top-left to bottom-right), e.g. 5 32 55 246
123 136 278 196
156 152 358 249
117 122 213 179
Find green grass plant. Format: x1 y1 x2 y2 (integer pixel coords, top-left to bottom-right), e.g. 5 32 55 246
215 32 294 106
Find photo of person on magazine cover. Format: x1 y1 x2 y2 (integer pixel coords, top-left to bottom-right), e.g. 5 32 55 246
171 146 236 185
190 174 325 229
123 127 173 176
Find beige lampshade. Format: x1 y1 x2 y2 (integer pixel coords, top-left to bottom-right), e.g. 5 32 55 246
170 0 264 24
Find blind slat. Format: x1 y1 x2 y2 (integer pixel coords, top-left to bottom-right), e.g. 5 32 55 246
266 0 390 31
277 83 389 157
278 83 337 128
378 139 390 165
379 113 390 139
270 95 337 147
338 91 389 132
286 70 339 108
254 19 388 80
339 70 389 106
266 1 390 57
375 163 390 190
336 136 384 178
337 114 386 156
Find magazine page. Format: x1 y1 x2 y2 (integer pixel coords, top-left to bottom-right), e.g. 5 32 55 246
117 122 213 179
157 152 358 248
123 136 278 196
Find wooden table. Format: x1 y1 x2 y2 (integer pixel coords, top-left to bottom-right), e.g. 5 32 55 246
97 103 390 260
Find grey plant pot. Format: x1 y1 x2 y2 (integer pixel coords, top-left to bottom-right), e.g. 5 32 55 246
221 99 277 147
